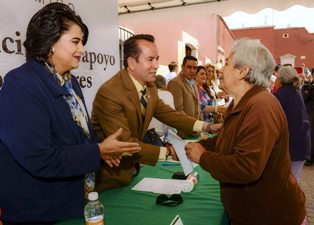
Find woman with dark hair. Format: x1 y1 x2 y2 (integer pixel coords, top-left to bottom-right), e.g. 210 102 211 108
0 3 140 224
195 65 225 123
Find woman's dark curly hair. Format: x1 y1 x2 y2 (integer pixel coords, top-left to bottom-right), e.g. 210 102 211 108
196 65 214 99
24 2 88 62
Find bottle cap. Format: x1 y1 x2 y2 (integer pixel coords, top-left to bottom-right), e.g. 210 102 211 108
188 171 200 181
88 192 98 201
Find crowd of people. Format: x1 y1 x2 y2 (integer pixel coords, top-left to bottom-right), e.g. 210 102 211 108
0 2 311 225
271 63 314 168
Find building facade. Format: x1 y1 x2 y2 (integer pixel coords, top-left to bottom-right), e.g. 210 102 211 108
232 26 314 69
119 11 235 75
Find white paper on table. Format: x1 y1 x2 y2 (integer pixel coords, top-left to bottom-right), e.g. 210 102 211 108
131 177 186 194
170 215 184 225
168 129 198 176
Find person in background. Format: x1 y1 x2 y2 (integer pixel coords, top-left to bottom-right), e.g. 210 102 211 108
165 61 178 84
195 65 225 123
274 66 311 180
145 75 175 146
168 56 202 138
302 63 310 77
205 63 229 106
185 39 306 225
302 67 314 166
271 64 282 93
0 3 140 224
91 34 216 192
204 63 215 80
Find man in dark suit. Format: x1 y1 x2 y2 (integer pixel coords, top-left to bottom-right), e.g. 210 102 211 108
168 56 201 138
302 68 314 166
91 34 216 191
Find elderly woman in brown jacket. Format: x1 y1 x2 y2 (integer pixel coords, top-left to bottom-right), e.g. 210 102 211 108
186 39 306 225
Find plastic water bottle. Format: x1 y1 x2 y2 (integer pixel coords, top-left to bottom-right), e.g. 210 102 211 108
182 171 200 192
84 192 104 225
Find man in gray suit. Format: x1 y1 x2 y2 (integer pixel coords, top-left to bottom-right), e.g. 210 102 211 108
168 56 201 138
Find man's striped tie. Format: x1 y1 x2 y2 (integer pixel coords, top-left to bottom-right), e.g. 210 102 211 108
140 87 147 116
134 87 147 177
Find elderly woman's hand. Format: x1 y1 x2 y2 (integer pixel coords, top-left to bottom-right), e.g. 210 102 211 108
217 105 227 113
209 123 223 134
98 128 141 167
185 142 207 164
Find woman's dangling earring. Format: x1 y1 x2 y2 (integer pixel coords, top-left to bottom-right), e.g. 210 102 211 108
47 48 55 66
48 47 55 57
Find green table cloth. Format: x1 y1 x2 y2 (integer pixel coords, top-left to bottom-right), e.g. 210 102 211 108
58 161 228 225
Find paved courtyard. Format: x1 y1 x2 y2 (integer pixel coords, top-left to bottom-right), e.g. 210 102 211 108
300 165 314 225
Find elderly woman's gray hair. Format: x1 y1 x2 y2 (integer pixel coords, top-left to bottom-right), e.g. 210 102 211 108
278 66 300 88
231 39 276 88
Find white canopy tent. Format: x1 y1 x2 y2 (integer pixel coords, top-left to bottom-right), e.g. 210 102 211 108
118 0 314 16
117 0 314 73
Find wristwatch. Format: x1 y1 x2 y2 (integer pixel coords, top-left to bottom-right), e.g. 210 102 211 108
206 122 214 133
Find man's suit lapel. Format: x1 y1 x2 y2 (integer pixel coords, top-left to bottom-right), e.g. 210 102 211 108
142 86 154 137
192 83 199 101
180 74 198 100
120 70 143 127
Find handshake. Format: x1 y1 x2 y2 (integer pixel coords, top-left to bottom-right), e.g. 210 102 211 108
98 128 141 167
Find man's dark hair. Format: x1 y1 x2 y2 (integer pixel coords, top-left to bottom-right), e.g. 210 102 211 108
182 55 197 66
274 64 282 72
123 34 155 68
168 62 178 72
154 75 166 89
24 2 88 62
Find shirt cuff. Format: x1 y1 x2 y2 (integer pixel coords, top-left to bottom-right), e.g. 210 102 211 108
193 120 204 132
159 147 167 160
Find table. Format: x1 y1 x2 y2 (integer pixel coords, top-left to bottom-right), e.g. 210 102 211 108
58 162 229 225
